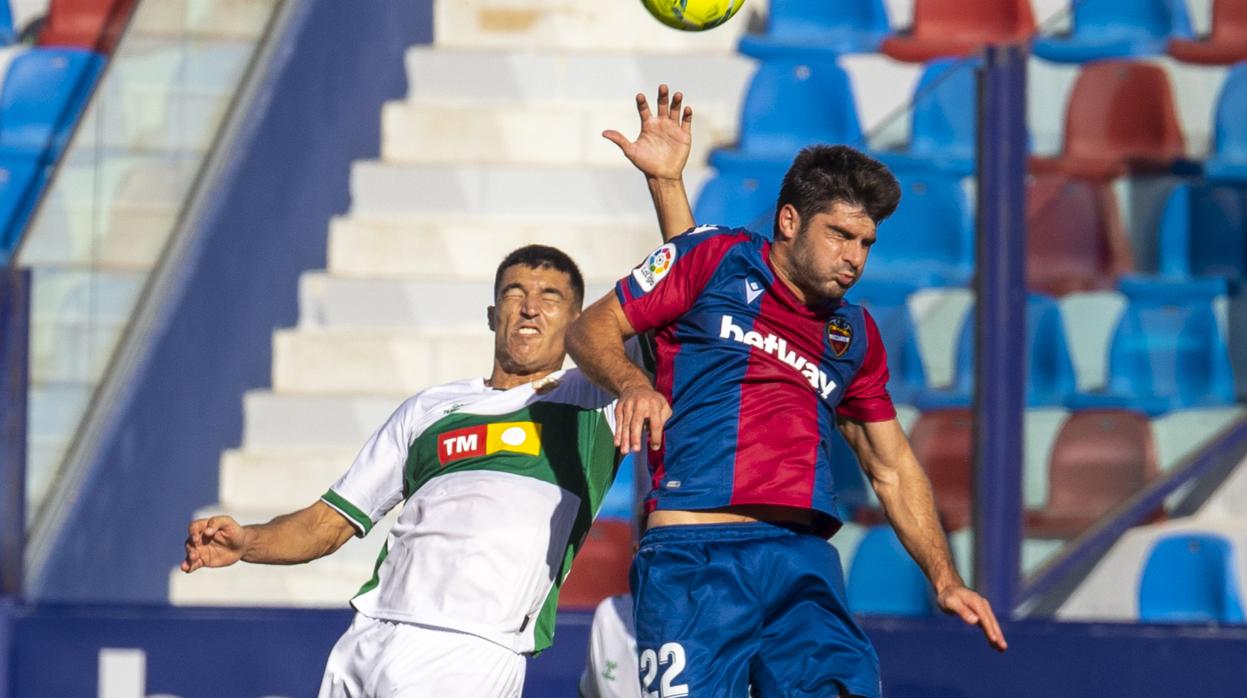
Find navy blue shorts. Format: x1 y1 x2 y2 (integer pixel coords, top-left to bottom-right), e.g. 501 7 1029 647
630 522 881 698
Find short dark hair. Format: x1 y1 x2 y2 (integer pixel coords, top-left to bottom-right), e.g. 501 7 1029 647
493 245 586 307
775 145 901 231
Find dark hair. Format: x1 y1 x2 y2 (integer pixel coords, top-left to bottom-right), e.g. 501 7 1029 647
774 145 901 232
493 245 586 306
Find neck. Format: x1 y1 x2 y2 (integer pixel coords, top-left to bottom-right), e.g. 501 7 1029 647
486 365 559 390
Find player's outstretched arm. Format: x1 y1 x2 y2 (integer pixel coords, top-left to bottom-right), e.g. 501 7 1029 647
567 293 671 455
840 417 1009 652
181 501 357 573
603 83 695 241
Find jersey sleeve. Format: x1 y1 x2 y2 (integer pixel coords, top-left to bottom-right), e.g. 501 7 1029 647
321 396 419 537
837 308 898 423
614 226 742 334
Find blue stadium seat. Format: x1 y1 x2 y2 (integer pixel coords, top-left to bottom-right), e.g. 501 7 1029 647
846 280 927 404
1138 532 1245 623
597 453 637 521
869 173 973 286
873 58 978 177
692 163 785 232
917 294 1077 409
1157 183 1247 283
709 58 862 173
1032 0 1194 64
847 525 933 616
737 0 891 60
0 2 14 45
1204 62 1247 183
0 155 43 260
1069 276 1235 415
0 48 104 163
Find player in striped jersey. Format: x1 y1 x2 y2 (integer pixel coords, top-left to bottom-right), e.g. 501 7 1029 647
568 144 1008 696
179 85 698 697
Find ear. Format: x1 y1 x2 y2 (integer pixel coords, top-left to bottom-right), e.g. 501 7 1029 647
775 203 800 242
486 305 496 332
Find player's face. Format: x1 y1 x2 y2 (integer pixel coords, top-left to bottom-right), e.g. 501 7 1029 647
489 264 581 379
783 201 877 302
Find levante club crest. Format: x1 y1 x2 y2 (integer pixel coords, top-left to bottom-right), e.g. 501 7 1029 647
826 317 852 357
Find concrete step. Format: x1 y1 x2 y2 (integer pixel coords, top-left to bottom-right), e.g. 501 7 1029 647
348 161 709 218
381 99 735 166
404 49 754 105
432 0 763 52
219 449 360 511
271 329 496 395
242 391 418 450
297 273 617 329
325 215 658 280
128 0 278 41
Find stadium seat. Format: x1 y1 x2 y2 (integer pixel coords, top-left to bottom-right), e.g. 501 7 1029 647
596 454 637 521
880 0 1034 63
692 163 785 232
39 0 137 53
1204 63 1247 183
1026 174 1133 295
869 173 973 286
1027 409 1160 539
1030 60 1186 180
558 519 633 609
847 525 933 616
0 48 104 163
0 3 14 46
1168 0 1247 64
907 408 973 531
846 280 927 404
1157 183 1247 283
1069 277 1235 415
0 155 43 260
708 58 862 173
916 294 1077 409
872 58 978 177
738 0 891 60
1032 0 1194 64
1138 532 1246 623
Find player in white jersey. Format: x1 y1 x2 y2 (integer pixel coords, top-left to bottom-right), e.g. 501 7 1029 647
180 85 697 697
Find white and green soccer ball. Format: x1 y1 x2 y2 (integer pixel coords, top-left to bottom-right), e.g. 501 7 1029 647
640 0 746 31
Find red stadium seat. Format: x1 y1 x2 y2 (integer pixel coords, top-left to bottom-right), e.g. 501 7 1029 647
1027 410 1162 539
557 518 633 609
38 0 137 53
1026 174 1134 295
1168 0 1247 65
880 0 1034 63
907 409 974 531
1031 61 1185 180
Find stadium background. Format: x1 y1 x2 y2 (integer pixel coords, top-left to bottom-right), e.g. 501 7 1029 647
2 0 1247 694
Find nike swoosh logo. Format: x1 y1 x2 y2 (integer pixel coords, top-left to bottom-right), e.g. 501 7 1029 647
745 280 764 304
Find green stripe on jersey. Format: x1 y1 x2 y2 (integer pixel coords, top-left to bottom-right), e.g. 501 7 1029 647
322 489 373 536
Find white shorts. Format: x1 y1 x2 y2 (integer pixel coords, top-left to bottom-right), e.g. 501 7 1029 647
318 613 526 698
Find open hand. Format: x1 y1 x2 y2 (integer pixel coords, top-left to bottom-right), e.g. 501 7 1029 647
181 515 247 573
603 84 693 182
937 585 1008 652
615 384 672 454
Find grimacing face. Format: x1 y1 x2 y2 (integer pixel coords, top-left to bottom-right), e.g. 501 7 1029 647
488 264 581 378
786 201 878 302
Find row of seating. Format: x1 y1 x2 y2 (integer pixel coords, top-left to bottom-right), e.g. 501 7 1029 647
744 0 1247 66
0 46 103 257
37 0 135 53
856 276 1235 415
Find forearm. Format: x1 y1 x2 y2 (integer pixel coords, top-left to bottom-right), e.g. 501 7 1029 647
241 503 354 565
647 176 695 242
567 302 650 396
873 460 963 593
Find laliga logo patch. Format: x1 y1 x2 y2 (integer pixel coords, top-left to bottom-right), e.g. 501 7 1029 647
826 317 853 357
632 243 677 292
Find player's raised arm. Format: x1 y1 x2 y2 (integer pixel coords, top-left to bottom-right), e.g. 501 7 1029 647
838 416 1009 652
567 293 670 456
181 500 356 573
603 84 696 241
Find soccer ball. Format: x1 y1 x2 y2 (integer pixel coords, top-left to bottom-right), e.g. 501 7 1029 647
641 0 746 31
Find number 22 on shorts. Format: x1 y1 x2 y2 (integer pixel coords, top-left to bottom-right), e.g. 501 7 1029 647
639 642 689 698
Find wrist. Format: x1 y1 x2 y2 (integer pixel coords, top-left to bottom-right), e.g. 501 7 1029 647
646 174 685 189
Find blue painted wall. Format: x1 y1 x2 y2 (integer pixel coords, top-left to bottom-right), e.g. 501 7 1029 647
34 0 433 602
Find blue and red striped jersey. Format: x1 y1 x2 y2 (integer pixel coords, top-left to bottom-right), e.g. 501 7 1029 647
615 226 896 535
